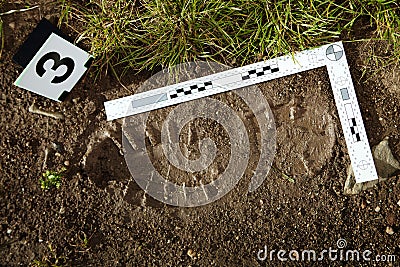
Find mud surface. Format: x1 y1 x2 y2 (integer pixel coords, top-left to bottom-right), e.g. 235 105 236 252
1 1 400 266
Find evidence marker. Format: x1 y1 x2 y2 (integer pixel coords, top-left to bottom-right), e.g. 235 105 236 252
13 19 93 101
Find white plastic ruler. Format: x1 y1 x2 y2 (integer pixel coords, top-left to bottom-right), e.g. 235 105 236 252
104 42 378 183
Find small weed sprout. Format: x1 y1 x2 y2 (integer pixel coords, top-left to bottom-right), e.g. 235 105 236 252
31 244 65 267
40 168 66 190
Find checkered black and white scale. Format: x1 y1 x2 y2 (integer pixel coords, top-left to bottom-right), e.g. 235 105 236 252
241 63 279 80
169 81 213 99
104 41 378 184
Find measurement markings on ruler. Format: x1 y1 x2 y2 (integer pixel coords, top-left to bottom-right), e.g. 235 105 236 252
104 41 378 184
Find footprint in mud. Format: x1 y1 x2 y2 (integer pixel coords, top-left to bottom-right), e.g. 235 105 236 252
83 125 164 208
261 70 338 179
84 137 129 189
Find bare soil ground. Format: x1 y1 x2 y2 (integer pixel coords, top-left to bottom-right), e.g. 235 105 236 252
1 1 399 266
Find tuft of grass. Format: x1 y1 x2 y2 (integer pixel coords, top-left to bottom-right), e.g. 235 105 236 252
62 0 138 77
31 244 66 267
60 0 400 75
58 0 71 27
361 0 400 66
281 172 295 183
70 231 91 253
40 168 65 190
272 166 295 183
31 260 62 267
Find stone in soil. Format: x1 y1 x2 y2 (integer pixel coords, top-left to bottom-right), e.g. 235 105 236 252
385 226 394 235
344 137 400 195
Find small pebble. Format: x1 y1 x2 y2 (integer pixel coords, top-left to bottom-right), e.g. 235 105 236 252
51 142 63 151
386 213 396 226
187 249 196 259
64 160 70 166
385 226 394 235
38 239 43 242
375 206 381 212
55 152 61 157
6 229 12 234
397 200 400 207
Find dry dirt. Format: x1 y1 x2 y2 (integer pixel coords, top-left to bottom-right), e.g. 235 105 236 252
1 1 400 267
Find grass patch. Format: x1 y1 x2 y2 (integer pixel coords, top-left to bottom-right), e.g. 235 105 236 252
362 0 400 67
40 168 65 190
31 244 66 267
62 0 138 76
61 0 400 75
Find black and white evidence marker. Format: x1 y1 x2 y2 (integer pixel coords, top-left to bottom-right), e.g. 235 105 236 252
13 19 92 101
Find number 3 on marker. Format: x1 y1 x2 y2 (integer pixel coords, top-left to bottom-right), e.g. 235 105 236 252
36 52 75 84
